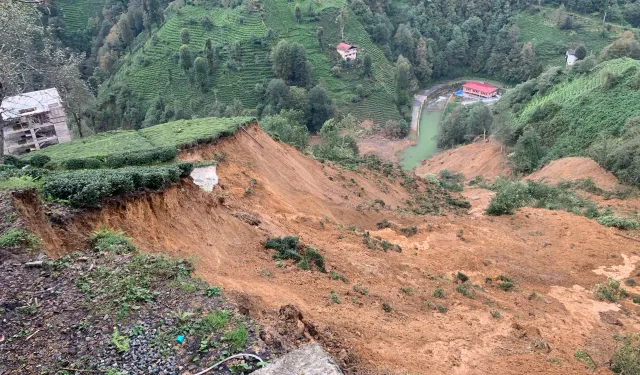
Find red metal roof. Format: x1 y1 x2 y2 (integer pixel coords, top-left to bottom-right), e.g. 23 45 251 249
463 82 498 94
337 42 355 52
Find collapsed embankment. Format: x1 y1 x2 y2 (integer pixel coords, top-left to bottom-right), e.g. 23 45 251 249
13 124 640 374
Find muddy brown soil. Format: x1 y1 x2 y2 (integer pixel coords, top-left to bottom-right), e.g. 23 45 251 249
16 126 640 375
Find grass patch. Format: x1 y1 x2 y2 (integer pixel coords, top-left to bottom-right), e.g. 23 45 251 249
0 229 39 250
111 327 130 353
90 227 136 254
597 215 640 230
222 324 248 353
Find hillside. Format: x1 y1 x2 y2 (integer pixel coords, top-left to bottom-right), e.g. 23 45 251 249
514 8 622 68
102 1 402 126
7 123 640 374
56 0 106 32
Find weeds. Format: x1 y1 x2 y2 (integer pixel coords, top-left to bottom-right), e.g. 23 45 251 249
329 291 341 304
399 226 418 237
382 302 392 313
597 216 640 230
0 229 39 250
594 278 626 302
90 227 136 254
223 324 248 353
111 327 130 352
400 287 414 295
610 335 640 374
432 288 446 299
574 350 597 371
330 272 349 283
352 283 369 295
204 286 222 297
423 300 448 313
490 310 502 319
456 284 476 299
496 275 516 291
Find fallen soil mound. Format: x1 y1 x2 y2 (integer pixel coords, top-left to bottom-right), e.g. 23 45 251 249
525 157 620 190
415 139 510 181
14 125 640 375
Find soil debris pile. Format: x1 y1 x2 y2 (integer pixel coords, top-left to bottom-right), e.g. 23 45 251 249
524 157 620 191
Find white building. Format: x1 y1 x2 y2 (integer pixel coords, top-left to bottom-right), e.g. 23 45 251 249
1 88 71 155
566 50 578 66
337 42 358 60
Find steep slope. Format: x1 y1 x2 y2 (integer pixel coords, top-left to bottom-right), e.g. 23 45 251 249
415 139 511 181
104 1 402 125
525 157 620 190
14 124 640 375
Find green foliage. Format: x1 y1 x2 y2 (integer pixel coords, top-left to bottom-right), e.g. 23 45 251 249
432 288 446 299
574 350 597 371
111 327 130 353
438 103 493 149
271 40 312 87
0 176 42 191
594 278 625 302
259 112 310 150
222 324 248 353
0 229 39 250
264 236 326 272
399 226 417 237
205 286 222 297
90 228 136 254
42 164 189 207
382 302 392 312
611 335 640 374
138 117 255 149
329 290 341 304
486 180 601 217
490 310 502 319
201 311 230 332
597 216 640 230
509 129 547 174
312 118 359 163
455 284 476 299
438 170 464 192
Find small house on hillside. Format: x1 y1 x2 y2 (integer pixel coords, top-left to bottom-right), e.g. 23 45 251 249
566 50 578 66
337 42 358 60
462 82 498 98
0 88 70 155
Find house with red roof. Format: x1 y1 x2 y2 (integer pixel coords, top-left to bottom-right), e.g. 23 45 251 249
336 42 358 60
462 82 498 98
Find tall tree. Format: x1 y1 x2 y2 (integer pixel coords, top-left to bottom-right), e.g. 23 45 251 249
414 38 432 85
316 26 324 51
336 7 348 41
295 3 302 23
204 39 215 70
181 28 190 44
180 44 193 71
194 57 208 91
395 55 412 105
307 86 334 132
271 40 312 87
363 54 373 77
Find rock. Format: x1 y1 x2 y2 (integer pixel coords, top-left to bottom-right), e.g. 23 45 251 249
471 196 481 200
252 343 343 375
24 261 44 268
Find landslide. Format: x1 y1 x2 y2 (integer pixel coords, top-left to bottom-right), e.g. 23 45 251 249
524 157 620 191
415 139 510 181
14 125 640 375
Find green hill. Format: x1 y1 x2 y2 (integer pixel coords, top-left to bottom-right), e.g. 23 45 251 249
495 57 640 185
514 7 630 68
102 1 401 127
55 0 106 32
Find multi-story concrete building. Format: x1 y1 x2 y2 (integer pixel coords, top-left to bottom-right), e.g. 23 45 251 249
0 88 71 156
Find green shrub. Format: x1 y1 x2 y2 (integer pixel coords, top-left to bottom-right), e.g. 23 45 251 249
432 288 446 299
399 226 417 237
105 147 178 168
597 215 640 230
42 164 189 207
486 181 531 215
0 229 39 249
594 278 625 302
90 228 136 254
64 158 105 170
264 236 326 272
26 154 51 168
611 335 640 374
455 284 476 299
3 155 26 168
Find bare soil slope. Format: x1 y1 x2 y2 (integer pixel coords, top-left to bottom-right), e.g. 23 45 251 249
416 139 510 180
525 157 620 190
15 126 640 375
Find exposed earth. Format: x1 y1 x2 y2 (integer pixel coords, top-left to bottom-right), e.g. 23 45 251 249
6 126 640 374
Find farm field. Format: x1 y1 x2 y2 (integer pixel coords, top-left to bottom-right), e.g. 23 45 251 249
55 0 106 32
104 1 402 127
514 9 618 68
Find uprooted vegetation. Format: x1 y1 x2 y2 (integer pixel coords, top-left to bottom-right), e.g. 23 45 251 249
264 236 327 272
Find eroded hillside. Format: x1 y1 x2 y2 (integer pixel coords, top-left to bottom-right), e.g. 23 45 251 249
11 125 640 374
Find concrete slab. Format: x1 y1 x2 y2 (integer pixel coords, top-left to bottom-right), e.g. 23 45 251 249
252 343 343 375
190 165 218 192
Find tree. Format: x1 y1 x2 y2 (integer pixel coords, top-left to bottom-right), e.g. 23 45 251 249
393 24 414 60
295 3 302 23
194 57 208 91
204 39 214 71
336 7 348 41
271 40 312 87
316 26 324 51
363 54 372 77
180 44 193 71
395 55 412 104
510 129 547 174
118 16 134 52
575 45 587 60
312 118 359 162
599 31 640 61
414 38 433 85
200 16 213 30
0 1 93 151
181 28 190 44
260 111 310 150
307 86 334 132
624 3 640 28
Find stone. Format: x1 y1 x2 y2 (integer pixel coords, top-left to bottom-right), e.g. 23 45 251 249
252 343 343 375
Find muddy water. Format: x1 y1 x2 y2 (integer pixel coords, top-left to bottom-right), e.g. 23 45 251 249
400 110 442 170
